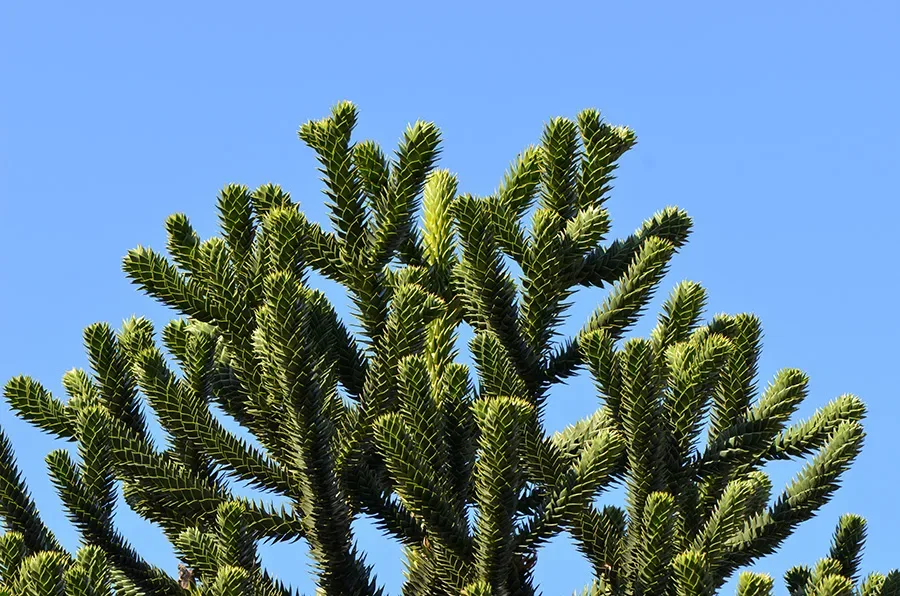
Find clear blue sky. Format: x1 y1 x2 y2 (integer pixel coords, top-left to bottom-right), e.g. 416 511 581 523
1 2 897 594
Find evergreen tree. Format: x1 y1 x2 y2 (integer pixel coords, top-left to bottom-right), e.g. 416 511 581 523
735 514 899 596
0 102 877 595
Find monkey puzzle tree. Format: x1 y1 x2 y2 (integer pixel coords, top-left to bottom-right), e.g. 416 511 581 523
733 514 900 596
0 102 887 595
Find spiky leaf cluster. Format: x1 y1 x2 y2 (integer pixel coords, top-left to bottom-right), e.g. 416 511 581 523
734 514 898 596
0 102 880 595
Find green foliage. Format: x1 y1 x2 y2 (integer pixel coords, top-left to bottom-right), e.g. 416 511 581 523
0 102 881 595
779 514 898 596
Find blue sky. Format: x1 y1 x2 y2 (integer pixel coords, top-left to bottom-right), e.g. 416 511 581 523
1 1 898 593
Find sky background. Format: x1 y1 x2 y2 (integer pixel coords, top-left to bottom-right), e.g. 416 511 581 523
1 1 898 594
